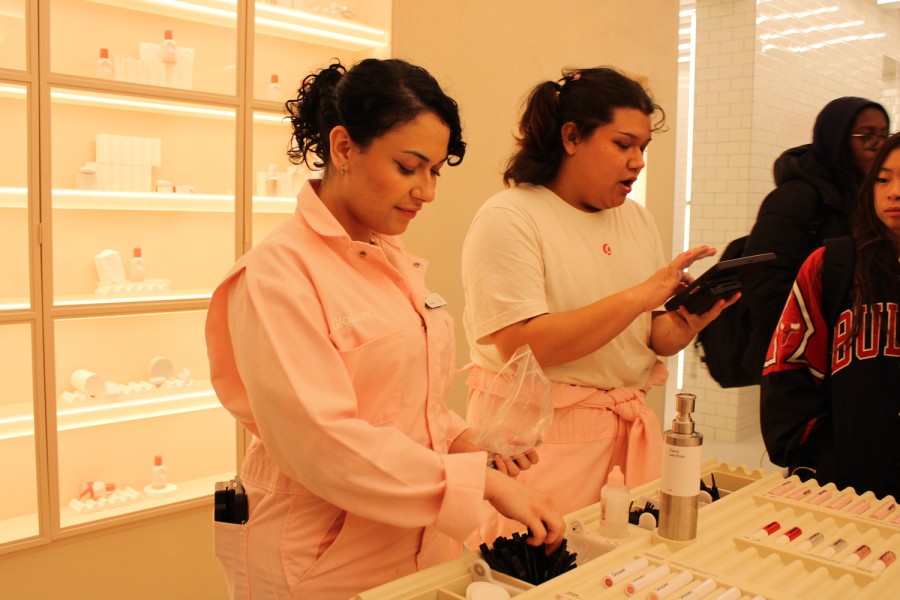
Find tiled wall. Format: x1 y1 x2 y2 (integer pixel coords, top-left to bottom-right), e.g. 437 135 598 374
676 0 900 441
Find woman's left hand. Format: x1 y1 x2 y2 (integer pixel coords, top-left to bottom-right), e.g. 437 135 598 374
449 429 540 477
669 292 742 337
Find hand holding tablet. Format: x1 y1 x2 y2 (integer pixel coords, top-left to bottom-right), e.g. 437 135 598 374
664 252 776 314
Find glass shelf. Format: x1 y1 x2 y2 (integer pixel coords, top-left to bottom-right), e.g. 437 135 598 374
0 381 219 440
81 0 387 50
0 1 26 72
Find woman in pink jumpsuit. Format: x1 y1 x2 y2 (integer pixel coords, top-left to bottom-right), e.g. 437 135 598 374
205 59 564 600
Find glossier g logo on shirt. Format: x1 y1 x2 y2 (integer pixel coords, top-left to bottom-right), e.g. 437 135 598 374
330 310 372 330
602 243 613 256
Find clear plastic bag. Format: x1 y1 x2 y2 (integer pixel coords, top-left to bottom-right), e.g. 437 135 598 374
469 345 553 457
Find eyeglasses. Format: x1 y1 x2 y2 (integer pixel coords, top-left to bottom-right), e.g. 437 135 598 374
849 133 891 148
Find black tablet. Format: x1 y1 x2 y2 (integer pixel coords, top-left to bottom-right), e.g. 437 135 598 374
664 252 776 314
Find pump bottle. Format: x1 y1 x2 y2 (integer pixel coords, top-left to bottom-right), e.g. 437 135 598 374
658 392 703 541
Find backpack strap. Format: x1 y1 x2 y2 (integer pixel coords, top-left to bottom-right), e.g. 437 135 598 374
822 236 855 328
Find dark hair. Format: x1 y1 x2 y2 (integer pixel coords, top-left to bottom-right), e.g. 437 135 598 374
845 131 900 343
286 58 466 172
503 67 666 186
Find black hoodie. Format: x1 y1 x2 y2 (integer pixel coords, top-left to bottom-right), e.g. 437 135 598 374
738 97 889 384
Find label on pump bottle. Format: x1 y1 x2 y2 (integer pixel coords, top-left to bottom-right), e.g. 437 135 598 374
660 445 702 496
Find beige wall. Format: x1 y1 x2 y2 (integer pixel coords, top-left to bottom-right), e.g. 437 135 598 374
0 506 228 600
392 0 680 419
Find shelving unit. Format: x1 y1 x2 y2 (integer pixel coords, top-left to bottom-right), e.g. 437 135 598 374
0 0 390 555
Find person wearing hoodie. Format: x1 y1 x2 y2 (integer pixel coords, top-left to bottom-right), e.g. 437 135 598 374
760 132 900 499
740 97 890 383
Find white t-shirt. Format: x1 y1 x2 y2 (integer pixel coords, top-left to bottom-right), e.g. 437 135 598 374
462 184 666 389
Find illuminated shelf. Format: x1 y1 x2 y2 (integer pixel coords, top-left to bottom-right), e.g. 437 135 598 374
0 514 39 546
84 0 387 50
0 187 27 208
0 381 221 440
53 288 212 306
51 189 235 212
46 190 299 214
253 195 297 213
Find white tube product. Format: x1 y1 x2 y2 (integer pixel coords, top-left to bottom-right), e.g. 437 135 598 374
658 392 703 541
601 465 630 538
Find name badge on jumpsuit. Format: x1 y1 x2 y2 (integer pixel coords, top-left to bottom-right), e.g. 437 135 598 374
424 292 447 309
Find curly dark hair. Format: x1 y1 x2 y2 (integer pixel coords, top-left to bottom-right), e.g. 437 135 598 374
503 67 665 187
285 58 465 173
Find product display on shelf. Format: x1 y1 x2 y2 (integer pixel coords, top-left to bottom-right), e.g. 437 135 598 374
78 134 163 193
354 460 900 599
96 30 195 89
2 0 389 552
59 356 192 405
67 486 142 515
92 248 171 296
256 163 310 198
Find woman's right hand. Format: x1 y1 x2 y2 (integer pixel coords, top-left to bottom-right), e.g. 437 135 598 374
484 468 565 553
635 245 718 311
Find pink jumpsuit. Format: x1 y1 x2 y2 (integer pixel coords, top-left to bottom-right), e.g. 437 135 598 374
206 181 486 599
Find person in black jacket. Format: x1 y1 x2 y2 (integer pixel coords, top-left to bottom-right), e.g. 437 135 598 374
760 132 900 500
741 97 890 383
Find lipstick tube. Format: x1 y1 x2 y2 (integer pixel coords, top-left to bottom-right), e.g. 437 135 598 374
768 481 795 496
625 565 671 596
871 502 896 520
806 489 832 505
843 544 872 565
649 570 694 600
798 532 825 551
676 578 717 600
774 526 803 544
871 550 896 572
748 521 780 540
828 493 853 509
821 538 848 559
604 557 650 588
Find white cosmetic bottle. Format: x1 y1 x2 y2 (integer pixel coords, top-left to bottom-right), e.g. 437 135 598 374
600 465 630 538
96 48 113 79
658 392 703 541
129 247 146 281
161 30 177 64
267 74 281 101
151 455 167 489
145 454 178 498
